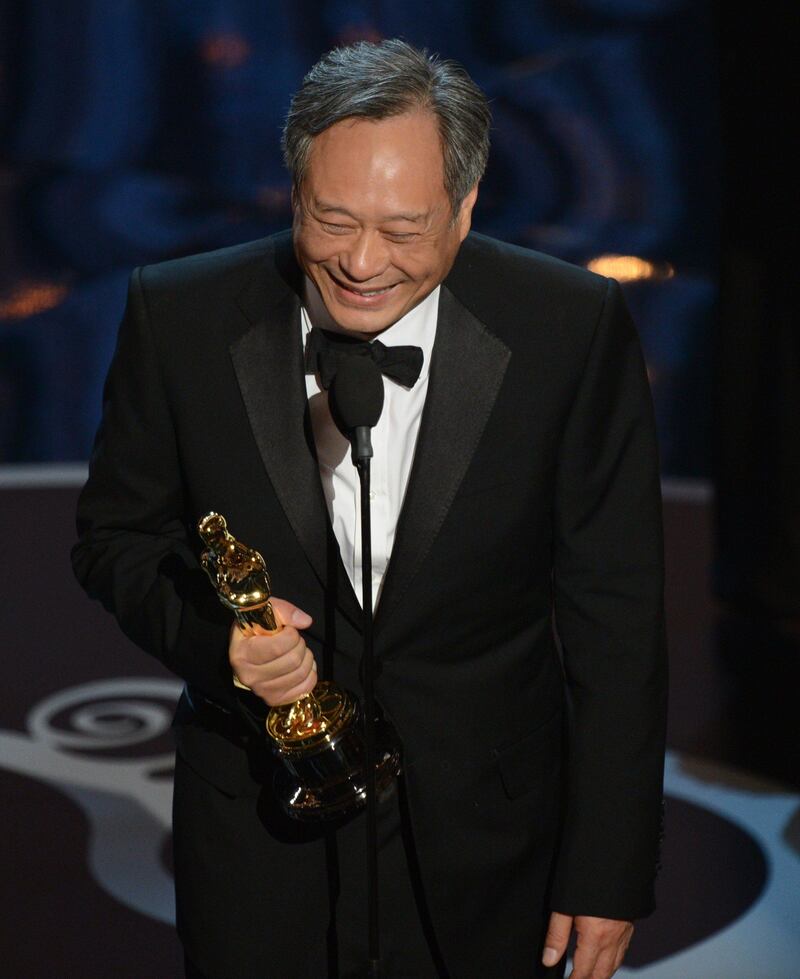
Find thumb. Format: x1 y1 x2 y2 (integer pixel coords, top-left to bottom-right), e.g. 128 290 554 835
269 597 313 629
542 911 573 968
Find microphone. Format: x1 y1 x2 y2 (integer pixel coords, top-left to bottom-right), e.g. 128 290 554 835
327 350 386 973
329 354 385 464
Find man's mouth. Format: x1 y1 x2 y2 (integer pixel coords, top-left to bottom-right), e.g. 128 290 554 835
328 272 397 299
344 285 393 296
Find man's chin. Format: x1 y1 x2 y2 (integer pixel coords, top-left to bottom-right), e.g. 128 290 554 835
324 300 408 337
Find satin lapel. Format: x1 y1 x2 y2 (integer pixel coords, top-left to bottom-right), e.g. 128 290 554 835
230 247 363 628
374 285 511 635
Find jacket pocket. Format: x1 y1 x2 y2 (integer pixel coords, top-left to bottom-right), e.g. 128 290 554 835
173 691 266 798
493 708 563 801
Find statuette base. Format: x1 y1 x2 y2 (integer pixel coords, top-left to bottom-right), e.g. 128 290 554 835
272 709 401 821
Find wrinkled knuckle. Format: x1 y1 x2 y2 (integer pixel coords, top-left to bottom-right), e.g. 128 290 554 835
292 671 315 696
252 680 273 702
273 636 292 658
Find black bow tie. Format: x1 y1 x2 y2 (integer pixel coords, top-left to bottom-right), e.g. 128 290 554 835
305 327 424 390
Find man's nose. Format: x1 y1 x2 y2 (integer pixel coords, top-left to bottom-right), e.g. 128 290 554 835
338 230 390 282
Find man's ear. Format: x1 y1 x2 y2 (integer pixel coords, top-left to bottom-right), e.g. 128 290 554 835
457 184 479 241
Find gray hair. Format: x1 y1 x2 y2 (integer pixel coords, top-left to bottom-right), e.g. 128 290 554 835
282 39 491 214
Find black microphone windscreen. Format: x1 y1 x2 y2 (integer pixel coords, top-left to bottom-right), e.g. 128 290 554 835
329 355 384 433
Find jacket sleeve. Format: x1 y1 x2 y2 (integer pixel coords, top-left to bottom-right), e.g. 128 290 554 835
71 266 237 710
550 276 668 920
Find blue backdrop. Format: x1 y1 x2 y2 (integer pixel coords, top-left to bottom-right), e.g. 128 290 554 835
0 0 717 474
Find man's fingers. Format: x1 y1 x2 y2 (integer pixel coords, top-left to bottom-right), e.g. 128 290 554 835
569 945 618 979
269 597 313 629
612 926 633 973
567 938 600 979
247 647 317 704
542 911 573 967
236 630 307 677
228 598 316 706
567 917 633 979
252 651 317 707
228 612 317 707
265 658 318 705
241 626 306 664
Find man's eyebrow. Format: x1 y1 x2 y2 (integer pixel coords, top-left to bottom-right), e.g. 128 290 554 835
383 212 426 224
313 201 357 219
312 200 427 223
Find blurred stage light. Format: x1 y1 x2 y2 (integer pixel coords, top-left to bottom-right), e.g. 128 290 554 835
586 254 675 282
200 32 252 70
0 280 70 320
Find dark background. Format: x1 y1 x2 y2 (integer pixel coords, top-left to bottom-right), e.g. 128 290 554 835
1 0 718 475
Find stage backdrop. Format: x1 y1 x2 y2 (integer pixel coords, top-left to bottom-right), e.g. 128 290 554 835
0 0 717 475
3 482 799 977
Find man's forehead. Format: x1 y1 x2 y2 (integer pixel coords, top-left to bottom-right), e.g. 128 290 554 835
307 109 444 164
299 112 448 217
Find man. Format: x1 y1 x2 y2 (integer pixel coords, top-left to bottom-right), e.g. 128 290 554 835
72 39 667 979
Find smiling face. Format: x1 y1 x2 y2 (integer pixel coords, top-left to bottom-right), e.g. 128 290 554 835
292 109 477 337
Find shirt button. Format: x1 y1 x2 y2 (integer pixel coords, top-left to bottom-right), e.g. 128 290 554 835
369 491 376 500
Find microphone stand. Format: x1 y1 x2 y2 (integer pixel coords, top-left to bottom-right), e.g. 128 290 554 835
329 354 386 979
356 452 381 978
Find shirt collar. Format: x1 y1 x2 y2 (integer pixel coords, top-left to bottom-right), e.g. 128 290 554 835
301 277 439 384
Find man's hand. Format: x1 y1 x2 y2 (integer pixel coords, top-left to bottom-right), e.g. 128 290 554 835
542 912 633 978
228 598 317 707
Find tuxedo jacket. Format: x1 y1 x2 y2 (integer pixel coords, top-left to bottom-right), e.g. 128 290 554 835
73 230 667 976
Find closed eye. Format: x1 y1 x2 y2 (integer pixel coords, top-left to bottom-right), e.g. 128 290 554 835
320 221 354 234
384 232 418 242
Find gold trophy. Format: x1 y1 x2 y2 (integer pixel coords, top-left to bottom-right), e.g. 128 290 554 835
197 511 400 821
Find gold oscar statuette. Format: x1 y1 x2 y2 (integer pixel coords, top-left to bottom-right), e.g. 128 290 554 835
198 511 400 820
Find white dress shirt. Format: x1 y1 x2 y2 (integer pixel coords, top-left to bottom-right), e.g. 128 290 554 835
301 280 440 607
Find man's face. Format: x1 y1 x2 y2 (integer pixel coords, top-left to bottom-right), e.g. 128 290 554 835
292 109 477 337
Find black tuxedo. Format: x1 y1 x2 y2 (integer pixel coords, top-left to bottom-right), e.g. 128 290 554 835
73 230 667 978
